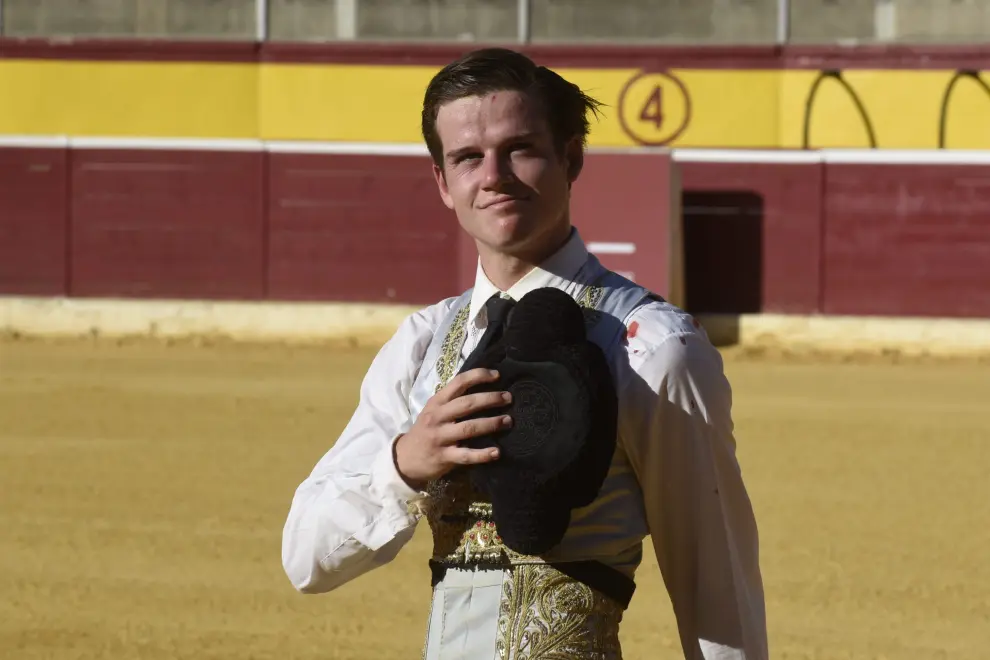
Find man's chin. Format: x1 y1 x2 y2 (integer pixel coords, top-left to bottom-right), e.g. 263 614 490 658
481 226 532 251
462 213 548 254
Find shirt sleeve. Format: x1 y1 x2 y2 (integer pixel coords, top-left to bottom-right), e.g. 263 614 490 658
280 302 447 594
619 321 768 660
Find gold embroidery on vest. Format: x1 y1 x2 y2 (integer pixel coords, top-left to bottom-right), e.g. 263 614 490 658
423 289 625 659
427 472 545 566
433 305 470 394
425 283 614 569
424 302 535 566
576 282 605 310
496 563 623 660
577 280 606 329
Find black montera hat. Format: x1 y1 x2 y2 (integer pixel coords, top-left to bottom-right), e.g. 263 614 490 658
458 287 618 556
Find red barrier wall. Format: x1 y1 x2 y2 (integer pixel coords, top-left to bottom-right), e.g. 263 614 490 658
69 149 266 300
679 161 824 314
822 163 990 318
0 147 69 296
4 145 990 319
570 152 680 300
265 150 680 305
267 153 458 305
0 146 678 306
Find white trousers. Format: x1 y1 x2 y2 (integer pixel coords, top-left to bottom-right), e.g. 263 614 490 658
421 564 625 660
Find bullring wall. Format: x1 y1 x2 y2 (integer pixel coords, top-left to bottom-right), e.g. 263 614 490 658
2 39 989 320
4 140 989 319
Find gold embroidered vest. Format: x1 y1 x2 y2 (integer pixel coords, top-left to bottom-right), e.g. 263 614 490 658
413 264 659 659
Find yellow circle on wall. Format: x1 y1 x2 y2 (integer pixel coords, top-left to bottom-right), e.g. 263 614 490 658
618 70 692 146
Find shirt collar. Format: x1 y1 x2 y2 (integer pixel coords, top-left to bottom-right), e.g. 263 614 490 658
467 228 590 328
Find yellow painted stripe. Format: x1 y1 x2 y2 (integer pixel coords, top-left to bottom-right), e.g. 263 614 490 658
2 60 989 149
260 63 440 143
779 69 990 149
0 60 258 138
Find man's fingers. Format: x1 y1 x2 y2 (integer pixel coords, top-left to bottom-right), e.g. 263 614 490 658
434 368 501 404
437 390 512 422
444 445 501 466
440 415 512 443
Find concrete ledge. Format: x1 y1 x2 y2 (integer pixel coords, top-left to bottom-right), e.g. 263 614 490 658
699 313 990 358
3 297 990 358
0 296 422 348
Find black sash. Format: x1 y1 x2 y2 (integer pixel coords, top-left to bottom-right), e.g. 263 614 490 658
428 558 636 610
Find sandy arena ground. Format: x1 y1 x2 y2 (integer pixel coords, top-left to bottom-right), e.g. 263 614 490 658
1 337 987 659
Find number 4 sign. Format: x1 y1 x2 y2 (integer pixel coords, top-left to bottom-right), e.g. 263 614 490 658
640 86 665 128
618 70 691 146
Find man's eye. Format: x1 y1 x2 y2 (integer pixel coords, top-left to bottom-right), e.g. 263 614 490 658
457 154 482 164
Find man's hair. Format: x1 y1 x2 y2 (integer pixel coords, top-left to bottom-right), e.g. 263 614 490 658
421 48 604 168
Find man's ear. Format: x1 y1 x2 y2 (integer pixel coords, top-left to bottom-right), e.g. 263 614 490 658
433 162 455 210
564 137 584 183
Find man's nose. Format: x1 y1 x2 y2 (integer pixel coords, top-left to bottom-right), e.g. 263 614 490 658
480 153 513 189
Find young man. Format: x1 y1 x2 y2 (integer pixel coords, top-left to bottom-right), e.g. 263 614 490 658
281 48 767 659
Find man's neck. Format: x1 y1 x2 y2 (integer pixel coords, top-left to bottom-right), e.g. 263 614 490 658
478 224 572 292
478 253 536 292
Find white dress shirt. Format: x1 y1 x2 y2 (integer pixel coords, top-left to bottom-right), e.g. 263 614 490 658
281 230 768 660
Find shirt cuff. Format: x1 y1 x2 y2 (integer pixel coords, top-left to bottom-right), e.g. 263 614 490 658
369 434 428 516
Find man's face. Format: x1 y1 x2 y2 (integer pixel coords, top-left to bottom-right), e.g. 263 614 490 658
432 90 581 258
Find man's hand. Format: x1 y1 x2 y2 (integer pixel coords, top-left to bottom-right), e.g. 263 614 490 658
394 368 512 489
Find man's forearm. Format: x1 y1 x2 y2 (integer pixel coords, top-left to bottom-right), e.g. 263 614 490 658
282 434 425 593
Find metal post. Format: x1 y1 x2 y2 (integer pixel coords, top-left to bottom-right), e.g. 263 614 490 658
256 0 268 41
874 0 896 42
336 0 357 40
517 0 531 44
776 0 790 45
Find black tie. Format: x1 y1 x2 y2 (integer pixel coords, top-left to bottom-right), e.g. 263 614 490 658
461 294 515 373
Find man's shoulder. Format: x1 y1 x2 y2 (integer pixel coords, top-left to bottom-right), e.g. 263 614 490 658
590 268 702 345
614 297 729 400
624 297 712 354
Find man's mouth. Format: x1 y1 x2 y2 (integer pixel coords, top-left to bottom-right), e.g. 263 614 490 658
481 196 526 209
